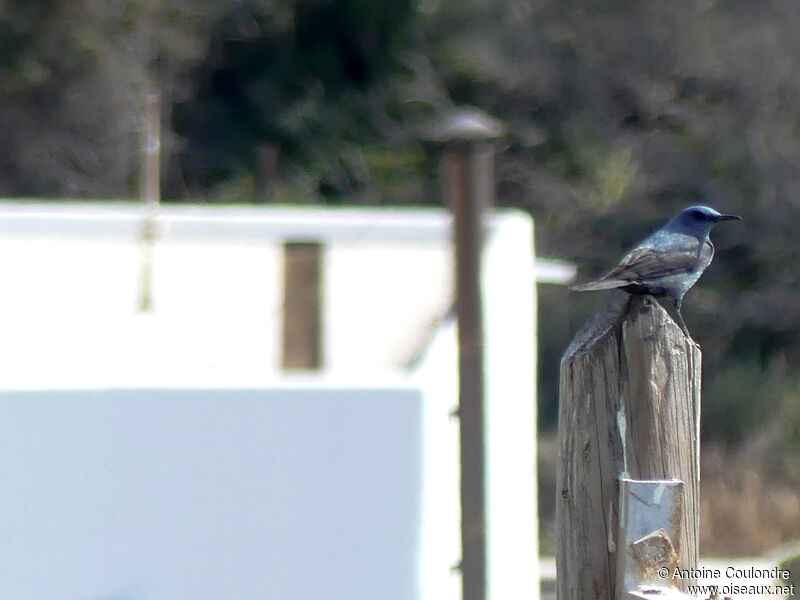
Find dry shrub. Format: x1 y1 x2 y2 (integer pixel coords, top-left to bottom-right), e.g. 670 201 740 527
538 435 800 557
700 443 800 556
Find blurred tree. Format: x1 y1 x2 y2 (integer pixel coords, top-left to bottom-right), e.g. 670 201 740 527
437 0 800 440
0 0 221 197
171 0 416 202
3 0 800 445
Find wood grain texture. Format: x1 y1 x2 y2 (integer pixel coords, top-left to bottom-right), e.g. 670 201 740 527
556 292 701 599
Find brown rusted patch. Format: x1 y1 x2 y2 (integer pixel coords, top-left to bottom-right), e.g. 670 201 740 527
629 528 680 582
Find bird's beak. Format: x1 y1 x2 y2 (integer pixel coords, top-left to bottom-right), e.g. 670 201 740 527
718 214 742 221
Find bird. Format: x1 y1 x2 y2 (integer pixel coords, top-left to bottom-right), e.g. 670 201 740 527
570 205 741 336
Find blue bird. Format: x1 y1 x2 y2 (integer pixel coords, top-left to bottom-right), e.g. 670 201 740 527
571 206 741 335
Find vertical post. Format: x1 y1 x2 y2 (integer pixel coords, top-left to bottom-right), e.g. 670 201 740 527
281 242 323 370
138 91 160 312
434 108 504 600
141 92 161 212
556 293 701 599
256 143 281 202
449 142 488 600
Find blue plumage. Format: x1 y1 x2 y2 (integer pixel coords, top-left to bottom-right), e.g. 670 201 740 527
571 206 741 335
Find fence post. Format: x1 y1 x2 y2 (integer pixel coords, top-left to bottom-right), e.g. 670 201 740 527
431 107 504 600
556 292 701 599
137 90 160 312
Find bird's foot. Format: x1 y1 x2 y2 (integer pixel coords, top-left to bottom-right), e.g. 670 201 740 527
676 311 695 341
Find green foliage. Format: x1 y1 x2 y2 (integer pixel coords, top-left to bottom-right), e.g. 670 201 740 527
172 0 415 200
4 0 800 447
702 359 790 445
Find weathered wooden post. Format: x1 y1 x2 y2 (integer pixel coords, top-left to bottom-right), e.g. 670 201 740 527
138 90 161 312
556 292 701 599
432 107 504 600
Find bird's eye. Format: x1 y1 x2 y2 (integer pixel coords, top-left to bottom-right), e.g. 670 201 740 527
690 209 707 219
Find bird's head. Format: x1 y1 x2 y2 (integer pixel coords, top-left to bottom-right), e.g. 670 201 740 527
667 205 741 239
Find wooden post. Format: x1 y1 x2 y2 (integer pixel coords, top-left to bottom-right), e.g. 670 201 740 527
433 108 504 600
256 143 281 202
281 242 322 370
138 91 160 312
556 292 701 599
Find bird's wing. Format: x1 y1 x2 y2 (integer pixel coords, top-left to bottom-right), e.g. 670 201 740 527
601 237 704 282
571 236 707 292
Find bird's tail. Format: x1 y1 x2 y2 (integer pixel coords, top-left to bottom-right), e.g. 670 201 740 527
570 279 628 292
